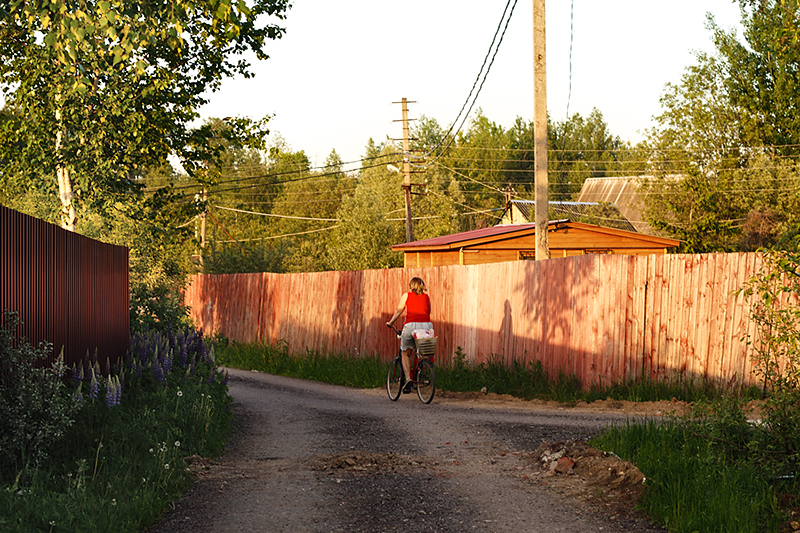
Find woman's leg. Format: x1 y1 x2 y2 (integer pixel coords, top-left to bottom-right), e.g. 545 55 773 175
401 348 415 389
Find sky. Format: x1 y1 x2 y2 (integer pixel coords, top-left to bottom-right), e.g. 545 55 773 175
196 1 746 169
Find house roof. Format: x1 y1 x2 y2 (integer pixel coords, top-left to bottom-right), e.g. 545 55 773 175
392 220 679 252
576 176 654 234
503 200 637 232
392 221 543 250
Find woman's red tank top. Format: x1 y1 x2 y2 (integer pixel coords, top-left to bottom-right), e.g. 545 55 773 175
404 292 431 323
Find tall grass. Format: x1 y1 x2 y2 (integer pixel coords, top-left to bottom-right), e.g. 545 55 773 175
593 419 785 533
216 340 751 404
0 327 232 533
217 339 386 389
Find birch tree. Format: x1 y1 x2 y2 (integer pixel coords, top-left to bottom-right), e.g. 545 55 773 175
0 1 289 231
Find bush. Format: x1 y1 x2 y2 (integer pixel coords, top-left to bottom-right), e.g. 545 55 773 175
0 310 77 474
0 324 232 532
739 247 800 459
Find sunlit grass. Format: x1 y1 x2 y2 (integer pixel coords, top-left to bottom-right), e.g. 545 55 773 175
593 420 785 533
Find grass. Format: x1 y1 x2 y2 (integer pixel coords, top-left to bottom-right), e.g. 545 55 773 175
216 340 757 405
0 328 233 533
592 419 786 533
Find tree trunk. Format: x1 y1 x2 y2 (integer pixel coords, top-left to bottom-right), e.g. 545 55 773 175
54 103 76 232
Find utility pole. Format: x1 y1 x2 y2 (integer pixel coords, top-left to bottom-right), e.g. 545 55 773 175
398 98 414 243
200 187 208 248
533 0 550 260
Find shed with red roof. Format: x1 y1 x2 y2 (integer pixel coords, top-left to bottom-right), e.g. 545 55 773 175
391 220 679 268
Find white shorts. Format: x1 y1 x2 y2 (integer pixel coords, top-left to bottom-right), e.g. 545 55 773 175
401 322 433 351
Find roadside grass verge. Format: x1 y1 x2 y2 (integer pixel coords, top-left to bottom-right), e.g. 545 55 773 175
216 340 751 405
0 327 232 533
217 339 386 389
592 416 787 533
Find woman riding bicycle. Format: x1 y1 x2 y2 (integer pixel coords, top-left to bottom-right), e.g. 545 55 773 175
386 277 433 394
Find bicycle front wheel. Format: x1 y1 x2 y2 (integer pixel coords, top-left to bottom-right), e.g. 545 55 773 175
386 356 403 401
416 359 436 404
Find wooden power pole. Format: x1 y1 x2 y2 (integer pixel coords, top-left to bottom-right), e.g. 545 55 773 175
400 97 414 243
533 0 550 260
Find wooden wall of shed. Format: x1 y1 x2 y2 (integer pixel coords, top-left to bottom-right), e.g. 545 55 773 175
186 253 771 389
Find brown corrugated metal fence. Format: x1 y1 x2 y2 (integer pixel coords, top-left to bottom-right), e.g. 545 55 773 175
1 205 130 368
185 253 771 389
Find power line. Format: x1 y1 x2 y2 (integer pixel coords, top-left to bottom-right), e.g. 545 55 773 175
215 205 338 221
412 0 519 167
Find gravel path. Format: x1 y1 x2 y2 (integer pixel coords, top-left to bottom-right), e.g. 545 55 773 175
149 369 666 533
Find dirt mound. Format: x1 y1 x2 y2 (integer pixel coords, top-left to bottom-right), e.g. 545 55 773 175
307 451 435 473
530 440 650 522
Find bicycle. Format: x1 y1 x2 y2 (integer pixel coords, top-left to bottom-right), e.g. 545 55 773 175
386 324 436 404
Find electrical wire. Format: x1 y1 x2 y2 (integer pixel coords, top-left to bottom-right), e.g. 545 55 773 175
411 0 519 167
215 205 339 221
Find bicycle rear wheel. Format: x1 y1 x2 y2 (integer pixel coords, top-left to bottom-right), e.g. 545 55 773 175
386 356 403 401
416 359 436 404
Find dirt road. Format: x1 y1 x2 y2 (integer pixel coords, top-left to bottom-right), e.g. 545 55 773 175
150 369 666 532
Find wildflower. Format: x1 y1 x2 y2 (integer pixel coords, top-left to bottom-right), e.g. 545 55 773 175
177 390 183 397
111 499 117 506
49 521 55 526
164 463 170 470
105 377 117 408
149 448 154 454
89 367 99 400
175 440 181 448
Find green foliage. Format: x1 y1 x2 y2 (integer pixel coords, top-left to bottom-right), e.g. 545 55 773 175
640 2 800 251
217 339 387 389
740 248 800 392
547 108 629 200
326 146 406 270
0 311 77 472
593 416 783 533
738 247 800 463
0 0 289 229
0 327 232 532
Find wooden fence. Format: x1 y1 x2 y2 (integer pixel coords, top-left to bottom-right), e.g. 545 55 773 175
1 205 130 368
185 253 771 388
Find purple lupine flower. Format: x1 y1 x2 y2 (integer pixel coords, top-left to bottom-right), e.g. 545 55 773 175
89 368 99 400
164 350 173 375
153 362 164 384
115 376 123 406
71 364 82 384
73 383 83 405
105 378 116 408
207 367 216 384
221 371 229 386
179 343 188 368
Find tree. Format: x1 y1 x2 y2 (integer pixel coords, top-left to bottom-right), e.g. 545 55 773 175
0 1 289 231
547 108 628 201
640 2 800 251
271 149 350 272
326 146 405 271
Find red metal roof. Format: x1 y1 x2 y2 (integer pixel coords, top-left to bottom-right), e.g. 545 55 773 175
393 222 542 250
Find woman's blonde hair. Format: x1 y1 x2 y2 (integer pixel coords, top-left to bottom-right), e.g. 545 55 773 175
409 277 427 295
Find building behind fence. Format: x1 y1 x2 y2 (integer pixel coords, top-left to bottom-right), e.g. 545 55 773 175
185 253 767 389
1 205 130 368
